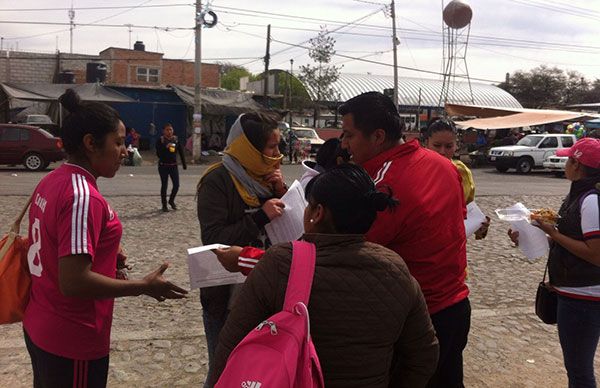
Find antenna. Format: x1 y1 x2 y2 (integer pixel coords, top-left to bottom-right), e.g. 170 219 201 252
439 0 474 111
68 1 75 53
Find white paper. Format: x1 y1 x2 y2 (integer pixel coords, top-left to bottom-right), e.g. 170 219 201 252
464 201 487 238
507 203 550 261
186 244 246 289
265 180 308 244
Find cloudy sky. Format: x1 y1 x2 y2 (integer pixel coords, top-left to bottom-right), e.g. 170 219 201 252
1 0 599 84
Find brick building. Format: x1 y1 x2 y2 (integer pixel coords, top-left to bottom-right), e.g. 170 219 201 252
0 42 220 88
99 42 220 88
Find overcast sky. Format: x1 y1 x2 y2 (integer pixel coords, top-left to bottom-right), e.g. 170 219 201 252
1 0 599 85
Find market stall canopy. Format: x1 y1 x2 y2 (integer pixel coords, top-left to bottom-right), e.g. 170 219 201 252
0 83 134 103
455 109 599 130
446 103 524 118
172 85 264 116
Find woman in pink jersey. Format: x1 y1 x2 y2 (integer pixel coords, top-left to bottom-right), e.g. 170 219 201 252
23 89 187 388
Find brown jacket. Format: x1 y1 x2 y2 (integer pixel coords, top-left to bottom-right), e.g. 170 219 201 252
213 234 439 388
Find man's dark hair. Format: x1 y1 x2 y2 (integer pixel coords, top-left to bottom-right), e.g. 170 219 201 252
338 92 403 142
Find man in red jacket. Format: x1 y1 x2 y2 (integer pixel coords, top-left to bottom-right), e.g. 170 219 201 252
216 92 469 388
339 92 468 388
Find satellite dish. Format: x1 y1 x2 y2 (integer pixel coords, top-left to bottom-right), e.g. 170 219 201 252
443 0 472 29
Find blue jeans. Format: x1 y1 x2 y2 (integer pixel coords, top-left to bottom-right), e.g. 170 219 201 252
201 285 232 388
557 294 600 388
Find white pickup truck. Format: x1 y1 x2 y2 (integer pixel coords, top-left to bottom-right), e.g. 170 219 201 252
488 133 576 173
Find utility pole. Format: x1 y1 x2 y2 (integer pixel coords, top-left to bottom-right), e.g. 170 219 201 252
263 24 271 102
192 0 203 163
390 0 399 107
288 59 294 128
68 2 75 54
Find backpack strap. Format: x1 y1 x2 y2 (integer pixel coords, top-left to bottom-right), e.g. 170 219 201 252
283 241 316 312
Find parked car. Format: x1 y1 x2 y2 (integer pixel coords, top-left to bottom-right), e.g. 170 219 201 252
0 124 66 171
543 154 568 177
292 127 325 154
17 114 61 137
487 133 576 173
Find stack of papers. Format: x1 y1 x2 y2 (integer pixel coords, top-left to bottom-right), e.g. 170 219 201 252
186 244 246 289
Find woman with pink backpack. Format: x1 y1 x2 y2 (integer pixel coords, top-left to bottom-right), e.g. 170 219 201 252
211 164 439 387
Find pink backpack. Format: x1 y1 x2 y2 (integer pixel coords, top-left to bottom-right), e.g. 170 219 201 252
215 241 325 388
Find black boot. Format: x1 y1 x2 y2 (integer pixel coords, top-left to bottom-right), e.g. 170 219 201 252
162 200 169 212
169 199 177 210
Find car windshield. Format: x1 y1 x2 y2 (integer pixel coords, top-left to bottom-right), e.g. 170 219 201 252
294 129 316 139
517 135 544 147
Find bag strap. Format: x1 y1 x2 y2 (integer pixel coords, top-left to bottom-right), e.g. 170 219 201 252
283 241 316 312
10 196 33 235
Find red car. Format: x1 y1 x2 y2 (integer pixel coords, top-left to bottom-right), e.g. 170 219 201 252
0 124 66 171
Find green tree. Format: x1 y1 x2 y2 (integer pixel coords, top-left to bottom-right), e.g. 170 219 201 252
219 63 253 91
499 65 566 108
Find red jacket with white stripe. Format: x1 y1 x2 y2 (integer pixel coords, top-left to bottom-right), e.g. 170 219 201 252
363 140 468 314
238 140 468 314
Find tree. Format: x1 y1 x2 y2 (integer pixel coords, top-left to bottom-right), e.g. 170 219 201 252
219 62 254 91
499 65 598 108
299 26 342 126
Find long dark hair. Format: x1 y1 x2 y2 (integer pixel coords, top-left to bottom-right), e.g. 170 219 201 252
59 88 121 155
305 164 398 234
423 118 456 140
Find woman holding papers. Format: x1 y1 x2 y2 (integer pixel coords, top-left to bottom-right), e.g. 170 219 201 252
211 164 439 387
196 112 287 386
509 137 600 388
423 118 490 239
23 89 187 388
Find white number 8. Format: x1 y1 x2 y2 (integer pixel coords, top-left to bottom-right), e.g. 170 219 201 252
27 218 43 277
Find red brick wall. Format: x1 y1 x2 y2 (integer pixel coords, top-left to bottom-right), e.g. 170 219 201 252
162 60 220 87
100 48 220 87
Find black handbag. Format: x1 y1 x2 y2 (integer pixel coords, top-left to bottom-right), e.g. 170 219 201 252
535 263 557 325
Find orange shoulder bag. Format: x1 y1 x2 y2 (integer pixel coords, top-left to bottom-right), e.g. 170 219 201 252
0 197 32 324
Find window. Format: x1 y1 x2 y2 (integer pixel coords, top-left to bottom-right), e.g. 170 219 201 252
539 137 558 148
561 136 574 148
136 67 160 83
0 127 20 141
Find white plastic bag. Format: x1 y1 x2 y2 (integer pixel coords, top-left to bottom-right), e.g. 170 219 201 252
132 148 142 166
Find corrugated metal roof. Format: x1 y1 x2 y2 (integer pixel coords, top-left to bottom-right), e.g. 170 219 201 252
301 73 522 109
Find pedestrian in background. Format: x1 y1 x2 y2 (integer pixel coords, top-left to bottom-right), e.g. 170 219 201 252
509 138 600 388
196 112 287 387
23 89 187 388
156 123 187 212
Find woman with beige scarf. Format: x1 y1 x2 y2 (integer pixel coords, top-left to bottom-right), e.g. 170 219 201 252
196 112 287 387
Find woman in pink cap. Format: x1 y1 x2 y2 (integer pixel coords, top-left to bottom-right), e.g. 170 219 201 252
510 137 600 387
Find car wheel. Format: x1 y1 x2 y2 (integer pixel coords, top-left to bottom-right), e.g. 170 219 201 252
554 172 565 178
495 166 509 173
23 152 46 171
516 157 533 174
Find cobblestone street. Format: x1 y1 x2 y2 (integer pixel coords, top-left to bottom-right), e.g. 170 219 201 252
0 167 597 387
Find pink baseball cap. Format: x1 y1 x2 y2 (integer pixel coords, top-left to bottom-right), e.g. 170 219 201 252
556 137 600 168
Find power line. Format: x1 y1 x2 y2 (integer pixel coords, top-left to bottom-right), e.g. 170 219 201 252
0 20 191 30
0 3 193 12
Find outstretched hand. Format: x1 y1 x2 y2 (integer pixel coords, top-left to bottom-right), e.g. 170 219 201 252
143 262 188 302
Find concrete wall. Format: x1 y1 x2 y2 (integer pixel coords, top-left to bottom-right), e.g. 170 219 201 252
0 51 100 84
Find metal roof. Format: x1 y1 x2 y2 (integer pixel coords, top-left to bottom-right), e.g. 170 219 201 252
300 73 522 109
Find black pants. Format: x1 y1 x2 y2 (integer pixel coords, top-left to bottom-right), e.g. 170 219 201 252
24 330 109 388
158 164 180 205
427 298 471 388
